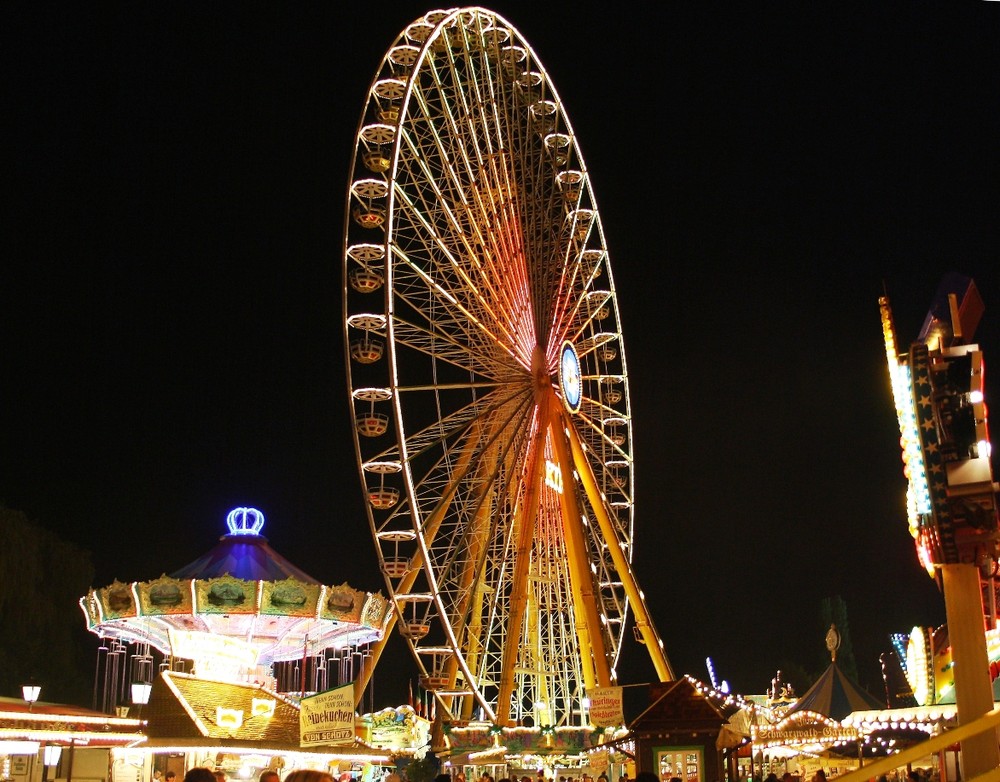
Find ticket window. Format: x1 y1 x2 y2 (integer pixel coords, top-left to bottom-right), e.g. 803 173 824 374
656 748 703 782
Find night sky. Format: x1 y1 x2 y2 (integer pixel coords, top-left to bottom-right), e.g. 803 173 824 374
4 2 998 707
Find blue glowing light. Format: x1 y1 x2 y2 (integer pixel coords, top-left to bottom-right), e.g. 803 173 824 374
226 507 265 536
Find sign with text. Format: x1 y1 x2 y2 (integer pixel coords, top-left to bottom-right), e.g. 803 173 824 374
300 682 356 747
588 686 624 727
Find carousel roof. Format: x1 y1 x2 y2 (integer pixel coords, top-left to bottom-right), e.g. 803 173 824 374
144 670 302 745
784 660 883 722
79 507 392 666
169 531 319 583
142 670 390 760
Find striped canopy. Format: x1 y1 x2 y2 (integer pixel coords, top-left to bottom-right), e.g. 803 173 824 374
784 661 884 722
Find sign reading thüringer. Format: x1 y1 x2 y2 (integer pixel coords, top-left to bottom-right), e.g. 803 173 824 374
588 686 624 728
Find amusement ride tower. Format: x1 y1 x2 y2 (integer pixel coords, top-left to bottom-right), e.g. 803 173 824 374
880 273 1000 774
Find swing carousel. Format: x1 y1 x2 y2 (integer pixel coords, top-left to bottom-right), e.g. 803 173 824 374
80 506 392 711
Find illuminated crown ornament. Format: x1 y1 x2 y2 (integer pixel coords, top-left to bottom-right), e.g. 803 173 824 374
227 506 265 536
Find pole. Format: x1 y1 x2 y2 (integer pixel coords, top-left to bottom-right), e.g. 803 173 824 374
940 564 1000 777
300 634 309 699
65 740 76 782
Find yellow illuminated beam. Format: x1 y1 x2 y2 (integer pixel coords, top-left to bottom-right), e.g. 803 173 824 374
496 388 550 725
546 386 609 688
563 410 675 682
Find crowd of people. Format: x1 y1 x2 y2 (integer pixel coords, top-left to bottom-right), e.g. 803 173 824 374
172 770 335 782
444 771 621 782
753 769 931 782
162 763 936 782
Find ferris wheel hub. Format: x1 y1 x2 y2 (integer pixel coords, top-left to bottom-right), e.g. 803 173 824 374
531 344 551 395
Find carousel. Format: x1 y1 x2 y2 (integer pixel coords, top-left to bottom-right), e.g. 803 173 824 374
80 506 392 699
76 507 424 782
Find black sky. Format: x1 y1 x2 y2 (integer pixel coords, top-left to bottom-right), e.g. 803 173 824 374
3 2 998 706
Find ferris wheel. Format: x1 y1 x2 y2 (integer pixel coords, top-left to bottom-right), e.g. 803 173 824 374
343 7 673 727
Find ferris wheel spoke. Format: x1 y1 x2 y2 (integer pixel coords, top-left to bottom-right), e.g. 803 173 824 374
424 452 530 681
573 404 631 463
390 315 523 380
426 47 544 328
408 399 539 716
404 387 532 477
401 68 506 252
388 261 527 372
376 402 530 651
433 408 545 719
389 221 535 369
360 383 530 474
422 406 534 586
390 205 531 363
560 291 612 345
408 396 535 548
391 144 538 366
406 43 567 355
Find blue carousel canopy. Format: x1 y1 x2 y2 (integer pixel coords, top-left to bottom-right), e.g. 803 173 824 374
784 661 883 722
168 506 319 583
169 533 319 583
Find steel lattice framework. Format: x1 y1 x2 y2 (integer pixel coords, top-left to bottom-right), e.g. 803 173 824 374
343 7 673 726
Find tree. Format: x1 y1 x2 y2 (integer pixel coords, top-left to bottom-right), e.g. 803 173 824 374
0 505 96 705
402 755 438 782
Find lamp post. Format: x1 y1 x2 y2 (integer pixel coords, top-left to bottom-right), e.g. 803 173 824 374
22 683 41 712
22 684 44 782
131 681 152 719
40 744 61 782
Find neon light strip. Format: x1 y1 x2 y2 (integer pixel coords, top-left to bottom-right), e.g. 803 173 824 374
881 298 933 572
